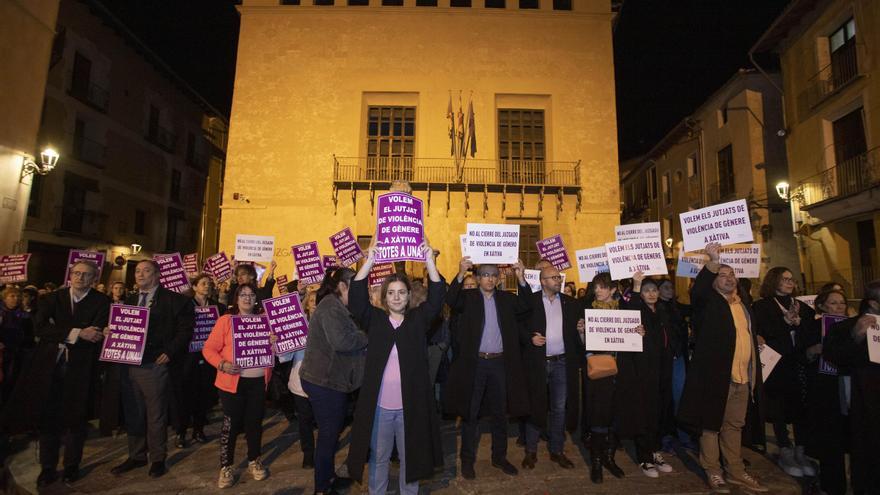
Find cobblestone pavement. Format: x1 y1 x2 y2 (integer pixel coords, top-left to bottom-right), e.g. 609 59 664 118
6 409 803 494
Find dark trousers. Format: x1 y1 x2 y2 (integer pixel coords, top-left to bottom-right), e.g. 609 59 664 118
526 357 567 454
120 362 169 462
635 433 657 464
219 377 266 467
460 357 508 464
39 359 87 469
302 379 349 492
171 354 216 435
293 394 316 459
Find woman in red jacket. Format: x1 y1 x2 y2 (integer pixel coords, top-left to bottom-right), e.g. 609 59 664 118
202 283 274 489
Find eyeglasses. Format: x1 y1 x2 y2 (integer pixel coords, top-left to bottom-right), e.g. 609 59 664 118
478 273 499 279
541 275 563 281
238 293 257 300
70 271 94 279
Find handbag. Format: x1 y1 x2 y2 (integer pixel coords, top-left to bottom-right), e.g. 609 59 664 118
586 353 618 380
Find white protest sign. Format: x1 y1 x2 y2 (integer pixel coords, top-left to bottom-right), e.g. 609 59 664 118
575 246 610 284
759 344 782 381
465 223 520 264
676 250 707 278
796 295 817 309
615 222 662 241
523 269 566 293
868 315 880 365
604 239 668 281
720 244 761 279
680 199 753 252
235 234 275 263
460 234 469 259
583 309 643 352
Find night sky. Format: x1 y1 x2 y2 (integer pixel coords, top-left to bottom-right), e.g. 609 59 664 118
104 0 790 160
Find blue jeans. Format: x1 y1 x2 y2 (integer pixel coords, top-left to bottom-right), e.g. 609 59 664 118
302 379 349 492
369 407 418 495
526 357 567 454
671 355 690 443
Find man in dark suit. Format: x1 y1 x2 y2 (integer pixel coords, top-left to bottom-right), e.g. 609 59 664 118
110 260 194 478
444 257 530 480
520 264 584 470
18 261 110 487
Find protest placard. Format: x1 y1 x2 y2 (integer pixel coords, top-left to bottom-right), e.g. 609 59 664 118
189 306 220 353
868 315 880 365
465 223 520 264
575 247 609 284
760 344 782 382
460 234 469 259
263 293 309 354
183 253 199 276
615 222 662 241
329 228 364 267
65 249 105 284
234 234 275 263
719 244 761 278
154 253 190 293
604 239 667 281
536 235 572 270
322 255 339 270
369 263 395 287
523 269 566 293
205 252 233 283
818 314 848 375
231 315 274 369
375 192 424 262
100 304 149 365
680 199 753 252
583 309 643 352
0 254 30 284
276 274 289 294
676 250 707 278
292 242 325 285
796 295 817 309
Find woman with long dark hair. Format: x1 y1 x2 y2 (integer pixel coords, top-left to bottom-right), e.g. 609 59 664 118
300 267 368 495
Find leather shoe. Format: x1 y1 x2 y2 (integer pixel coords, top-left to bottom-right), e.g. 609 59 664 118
521 452 537 469
175 434 186 449
192 430 207 443
330 477 352 490
492 458 519 476
550 452 575 469
148 462 167 478
37 468 58 488
461 462 476 480
111 458 147 476
62 465 80 483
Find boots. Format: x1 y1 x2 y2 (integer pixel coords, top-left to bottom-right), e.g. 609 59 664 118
777 446 804 477
589 432 604 484
602 433 625 479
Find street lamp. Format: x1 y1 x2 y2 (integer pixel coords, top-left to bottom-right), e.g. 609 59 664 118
775 181 790 202
21 147 60 178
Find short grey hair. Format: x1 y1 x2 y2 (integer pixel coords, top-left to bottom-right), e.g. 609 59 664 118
475 264 499 276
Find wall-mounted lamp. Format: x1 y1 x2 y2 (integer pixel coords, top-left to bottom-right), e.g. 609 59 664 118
21 148 60 179
775 181 790 202
664 237 674 248
130 243 142 255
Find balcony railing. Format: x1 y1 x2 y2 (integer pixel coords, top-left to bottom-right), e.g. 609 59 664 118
71 134 106 167
53 206 107 239
706 177 736 205
146 125 177 153
333 156 580 190
795 147 880 208
798 42 860 112
67 71 110 112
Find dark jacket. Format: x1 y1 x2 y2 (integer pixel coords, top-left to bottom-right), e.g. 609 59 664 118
346 277 446 484
300 293 368 393
677 266 763 435
2 288 110 431
125 286 194 363
443 276 532 420
520 290 584 432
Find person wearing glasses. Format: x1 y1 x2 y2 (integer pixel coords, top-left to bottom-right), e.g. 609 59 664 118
752 266 816 478
444 257 531 480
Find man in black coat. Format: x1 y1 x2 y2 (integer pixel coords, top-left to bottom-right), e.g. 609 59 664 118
677 243 767 493
444 257 531 480
109 260 194 478
8 261 110 487
519 264 584 470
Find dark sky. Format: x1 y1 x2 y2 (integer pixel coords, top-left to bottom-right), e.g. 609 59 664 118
104 0 789 159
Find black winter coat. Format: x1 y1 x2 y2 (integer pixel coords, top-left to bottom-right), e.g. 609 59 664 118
346 277 446 484
124 287 194 363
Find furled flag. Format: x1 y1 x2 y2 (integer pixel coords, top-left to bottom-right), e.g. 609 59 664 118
457 96 465 153
466 99 477 157
447 94 455 156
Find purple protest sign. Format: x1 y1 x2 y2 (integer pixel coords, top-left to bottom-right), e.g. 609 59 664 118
189 306 220 353
263 294 309 354
536 235 572 271
322 255 339 270
329 228 364 267
205 252 233 283
65 249 105 284
368 263 395 287
231 315 274 369
276 274 290 294
375 192 424 262
292 242 325 285
183 253 199 276
99 304 149 365
819 314 848 375
0 254 31 284
154 253 191 293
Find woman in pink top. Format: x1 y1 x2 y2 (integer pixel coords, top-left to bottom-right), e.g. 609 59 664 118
346 240 446 494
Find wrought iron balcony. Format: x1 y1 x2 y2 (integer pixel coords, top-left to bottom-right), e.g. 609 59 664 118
71 134 106 167
53 206 107 239
67 71 110 112
706 177 736 205
795 147 880 208
797 42 861 113
332 156 581 193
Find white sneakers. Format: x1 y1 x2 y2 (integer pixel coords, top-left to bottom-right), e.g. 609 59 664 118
794 446 817 477
640 462 659 478
218 466 235 489
652 452 674 473
248 458 268 481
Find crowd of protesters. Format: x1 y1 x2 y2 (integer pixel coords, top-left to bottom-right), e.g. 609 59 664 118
0 236 878 495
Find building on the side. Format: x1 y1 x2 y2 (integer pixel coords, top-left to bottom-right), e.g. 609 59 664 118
0 0 60 256
751 0 879 297
221 0 623 285
619 69 799 295
23 0 229 286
